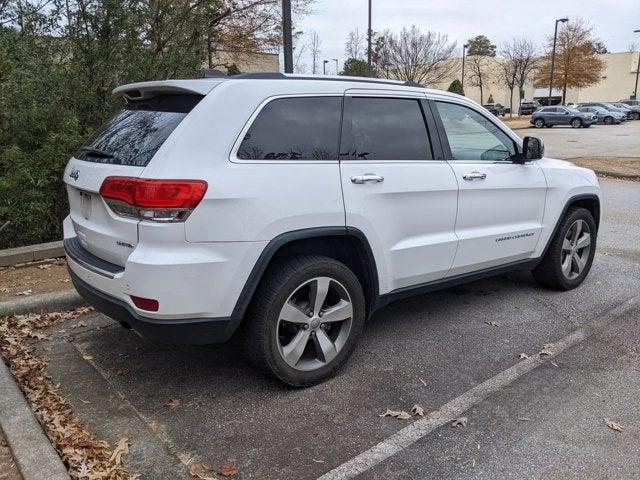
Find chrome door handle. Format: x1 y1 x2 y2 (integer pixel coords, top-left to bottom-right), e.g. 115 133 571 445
462 172 487 181
351 173 384 184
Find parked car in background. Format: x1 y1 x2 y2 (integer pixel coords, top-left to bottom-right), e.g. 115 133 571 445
530 106 596 128
564 102 578 108
620 99 639 108
611 102 640 120
482 103 506 116
579 102 631 121
577 106 624 125
519 100 540 115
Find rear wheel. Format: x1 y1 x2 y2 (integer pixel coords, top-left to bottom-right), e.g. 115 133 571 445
534 118 545 128
604 116 613 125
633 112 640 121
571 118 582 128
243 254 365 387
533 208 596 290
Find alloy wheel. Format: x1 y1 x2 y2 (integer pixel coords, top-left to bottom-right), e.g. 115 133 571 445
571 118 581 128
560 219 591 280
276 277 353 371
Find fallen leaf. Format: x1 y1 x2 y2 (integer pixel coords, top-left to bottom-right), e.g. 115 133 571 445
379 409 412 420
165 399 181 410
518 353 529 360
605 418 623 432
80 399 91 404
484 320 499 327
418 378 427 387
17 289 32 296
550 361 559 368
82 354 93 361
38 264 52 270
312 459 325 463
219 463 239 477
452 416 468 428
411 404 425 417
518 417 531 422
109 438 129 465
189 464 216 479
30 332 48 340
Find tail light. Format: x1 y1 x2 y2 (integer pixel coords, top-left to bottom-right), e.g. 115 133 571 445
100 177 207 222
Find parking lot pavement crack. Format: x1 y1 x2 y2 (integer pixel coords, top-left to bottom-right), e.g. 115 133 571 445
316 295 639 480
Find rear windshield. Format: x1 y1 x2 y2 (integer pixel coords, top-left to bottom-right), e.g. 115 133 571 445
75 94 202 166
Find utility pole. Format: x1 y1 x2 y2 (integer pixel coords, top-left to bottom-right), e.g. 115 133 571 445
323 60 329 75
461 43 468 91
548 17 568 106
282 0 293 73
333 58 339 75
367 0 372 72
633 30 640 100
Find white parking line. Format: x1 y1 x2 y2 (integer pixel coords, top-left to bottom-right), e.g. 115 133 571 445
318 296 638 480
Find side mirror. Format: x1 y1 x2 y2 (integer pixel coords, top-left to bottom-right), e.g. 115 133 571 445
522 136 544 161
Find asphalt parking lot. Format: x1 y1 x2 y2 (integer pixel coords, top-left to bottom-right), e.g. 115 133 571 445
38 176 640 480
521 119 640 159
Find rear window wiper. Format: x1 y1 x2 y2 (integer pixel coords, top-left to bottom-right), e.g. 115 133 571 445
76 146 114 159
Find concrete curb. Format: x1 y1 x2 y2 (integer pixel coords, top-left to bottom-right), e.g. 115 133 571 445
0 241 64 267
0 289 84 317
592 169 640 181
0 359 71 480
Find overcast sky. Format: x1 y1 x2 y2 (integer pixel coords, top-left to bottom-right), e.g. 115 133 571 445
294 0 640 74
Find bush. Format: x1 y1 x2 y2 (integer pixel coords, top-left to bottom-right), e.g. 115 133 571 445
447 79 464 95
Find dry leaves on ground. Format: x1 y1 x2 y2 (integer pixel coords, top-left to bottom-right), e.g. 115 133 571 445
452 417 468 428
189 464 217 479
540 342 555 356
604 418 624 432
411 404 425 417
518 353 529 360
484 320 499 327
218 463 238 477
379 409 412 420
0 308 136 479
165 399 181 410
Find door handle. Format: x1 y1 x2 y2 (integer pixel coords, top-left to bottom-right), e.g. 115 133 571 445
351 173 384 184
462 172 487 181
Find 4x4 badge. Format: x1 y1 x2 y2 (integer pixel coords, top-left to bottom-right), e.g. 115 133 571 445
69 169 79 181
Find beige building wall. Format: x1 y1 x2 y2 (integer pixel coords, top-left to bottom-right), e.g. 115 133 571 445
211 49 279 73
433 51 639 112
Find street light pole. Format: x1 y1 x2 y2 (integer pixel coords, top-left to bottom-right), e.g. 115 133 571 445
323 60 329 75
367 0 372 72
548 17 568 106
282 0 293 73
333 58 339 75
461 44 468 91
633 30 640 100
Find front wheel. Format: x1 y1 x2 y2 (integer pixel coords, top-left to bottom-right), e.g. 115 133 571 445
534 118 545 128
633 112 640 121
243 254 365 387
533 207 597 290
571 118 582 128
604 116 613 125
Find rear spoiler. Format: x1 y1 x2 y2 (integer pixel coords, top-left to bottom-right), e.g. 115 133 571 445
112 80 221 102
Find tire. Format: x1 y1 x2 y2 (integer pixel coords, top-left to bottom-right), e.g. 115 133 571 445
571 118 582 128
243 254 365 387
633 112 640 121
534 118 545 128
604 116 613 125
532 207 597 290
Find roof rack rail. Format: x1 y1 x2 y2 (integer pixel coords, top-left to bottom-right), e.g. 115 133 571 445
226 72 424 88
203 69 227 78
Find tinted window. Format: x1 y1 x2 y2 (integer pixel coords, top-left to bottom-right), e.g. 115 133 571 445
435 101 516 162
238 97 341 160
340 97 432 160
75 94 201 167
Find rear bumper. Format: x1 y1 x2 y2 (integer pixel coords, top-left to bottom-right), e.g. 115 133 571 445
69 269 235 344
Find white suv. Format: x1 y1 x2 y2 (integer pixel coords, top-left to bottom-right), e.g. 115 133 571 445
63 73 601 386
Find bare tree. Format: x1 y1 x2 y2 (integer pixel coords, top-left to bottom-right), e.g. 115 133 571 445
500 39 537 117
377 25 456 86
467 55 491 104
513 39 538 108
628 42 639 53
345 28 365 59
307 30 322 74
294 43 308 73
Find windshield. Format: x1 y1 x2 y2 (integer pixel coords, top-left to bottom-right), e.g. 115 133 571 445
75 94 202 166
566 107 581 114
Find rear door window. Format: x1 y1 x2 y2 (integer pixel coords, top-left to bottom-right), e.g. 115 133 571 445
237 96 342 160
340 97 433 160
75 94 201 167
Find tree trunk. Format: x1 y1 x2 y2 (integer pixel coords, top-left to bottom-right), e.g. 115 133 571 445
562 82 567 104
479 84 483 105
509 87 514 119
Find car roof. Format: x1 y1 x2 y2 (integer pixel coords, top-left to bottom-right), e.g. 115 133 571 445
112 72 463 101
